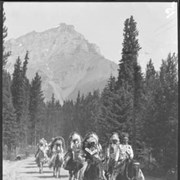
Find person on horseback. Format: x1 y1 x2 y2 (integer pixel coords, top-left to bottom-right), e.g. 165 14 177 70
63 132 85 180
35 138 48 161
106 132 127 179
118 133 134 179
48 137 55 157
49 136 65 169
120 133 134 161
82 132 106 180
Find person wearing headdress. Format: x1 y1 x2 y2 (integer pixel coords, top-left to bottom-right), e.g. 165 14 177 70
48 136 65 168
81 132 105 180
106 132 121 161
48 137 55 157
35 138 49 163
106 132 127 179
120 133 134 161
63 132 85 180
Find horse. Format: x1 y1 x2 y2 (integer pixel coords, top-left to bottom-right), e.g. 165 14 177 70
165 168 177 180
83 155 106 180
63 132 85 180
82 132 107 180
35 147 48 173
113 160 145 180
49 137 65 178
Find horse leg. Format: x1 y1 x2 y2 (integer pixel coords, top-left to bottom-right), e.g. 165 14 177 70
42 163 43 173
74 171 78 180
69 171 72 180
56 166 59 178
58 167 61 179
53 166 55 177
39 162 42 173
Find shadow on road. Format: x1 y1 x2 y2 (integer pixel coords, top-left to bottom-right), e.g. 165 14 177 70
24 166 37 168
24 170 52 174
60 175 69 178
37 175 54 178
37 174 69 178
27 162 37 166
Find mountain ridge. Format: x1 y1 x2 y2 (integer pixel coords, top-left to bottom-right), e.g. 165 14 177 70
5 23 118 104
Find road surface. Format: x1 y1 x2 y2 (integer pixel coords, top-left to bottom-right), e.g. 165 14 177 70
3 155 69 180
3 155 165 180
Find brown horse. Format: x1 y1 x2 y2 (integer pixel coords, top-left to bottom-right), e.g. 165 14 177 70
83 156 106 180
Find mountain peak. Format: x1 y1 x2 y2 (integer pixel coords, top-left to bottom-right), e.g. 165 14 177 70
58 23 75 31
5 24 118 104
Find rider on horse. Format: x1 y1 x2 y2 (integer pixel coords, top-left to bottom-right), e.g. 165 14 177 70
119 133 134 178
48 136 65 168
106 132 127 179
35 138 49 162
120 133 134 161
63 132 85 169
82 132 106 180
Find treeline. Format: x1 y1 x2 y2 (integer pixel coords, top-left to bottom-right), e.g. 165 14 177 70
3 11 178 175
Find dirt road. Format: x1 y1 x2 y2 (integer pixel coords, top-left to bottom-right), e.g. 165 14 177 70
3 155 69 180
3 155 165 180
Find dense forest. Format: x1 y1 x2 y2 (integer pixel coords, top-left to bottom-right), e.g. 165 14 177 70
2 9 178 176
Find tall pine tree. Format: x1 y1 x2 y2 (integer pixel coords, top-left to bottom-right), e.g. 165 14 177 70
2 10 17 158
29 73 45 145
116 16 143 153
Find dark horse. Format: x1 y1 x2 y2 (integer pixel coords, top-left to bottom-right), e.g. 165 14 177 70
115 160 145 180
64 149 84 180
83 156 106 180
53 151 64 178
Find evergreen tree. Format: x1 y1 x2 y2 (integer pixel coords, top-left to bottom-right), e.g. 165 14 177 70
116 16 143 152
117 15 141 89
29 73 45 145
11 57 24 145
96 76 133 146
21 51 31 145
2 10 17 157
143 54 178 172
3 71 17 157
143 59 159 145
61 100 75 141
2 8 11 68
11 53 31 146
154 53 178 171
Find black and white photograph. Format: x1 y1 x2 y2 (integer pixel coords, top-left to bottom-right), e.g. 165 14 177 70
2 1 178 180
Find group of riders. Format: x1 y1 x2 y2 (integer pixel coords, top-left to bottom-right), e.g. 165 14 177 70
35 131 145 180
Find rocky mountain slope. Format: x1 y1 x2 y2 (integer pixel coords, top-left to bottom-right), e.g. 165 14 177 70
5 23 118 104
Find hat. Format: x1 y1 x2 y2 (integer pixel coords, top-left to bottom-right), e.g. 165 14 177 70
110 133 119 141
122 132 129 138
39 139 44 144
85 132 99 144
72 133 81 142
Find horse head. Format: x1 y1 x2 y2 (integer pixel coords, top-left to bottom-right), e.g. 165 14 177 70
125 160 145 180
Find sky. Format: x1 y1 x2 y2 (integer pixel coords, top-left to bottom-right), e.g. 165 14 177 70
4 2 178 72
